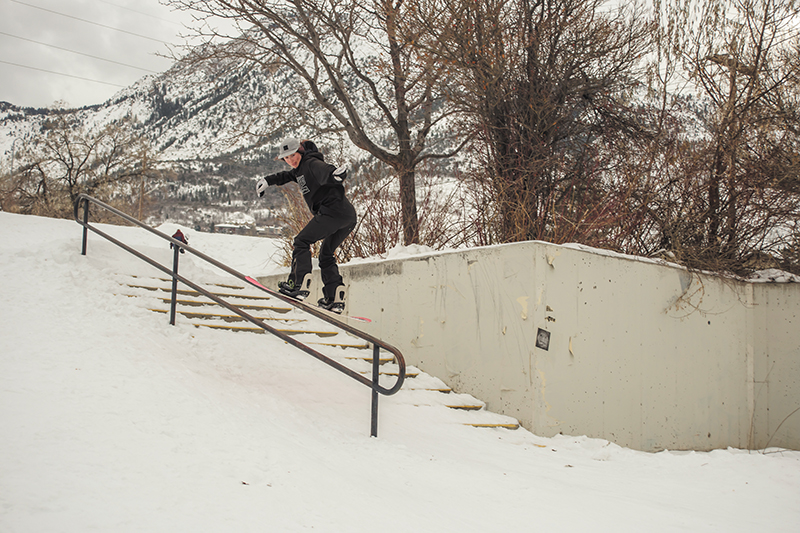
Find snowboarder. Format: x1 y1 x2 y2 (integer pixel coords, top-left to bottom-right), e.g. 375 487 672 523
256 138 355 314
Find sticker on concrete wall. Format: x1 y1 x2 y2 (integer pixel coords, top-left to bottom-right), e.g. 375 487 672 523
536 328 550 350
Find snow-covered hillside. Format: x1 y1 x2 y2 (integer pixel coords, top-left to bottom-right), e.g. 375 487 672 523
2 212 799 532
1 65 263 163
0 55 366 167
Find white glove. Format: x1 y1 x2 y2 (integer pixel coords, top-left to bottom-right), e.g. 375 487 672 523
256 177 268 197
333 165 348 182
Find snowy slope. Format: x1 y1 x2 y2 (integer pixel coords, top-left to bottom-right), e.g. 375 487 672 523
0 63 275 164
1 212 799 532
0 58 368 168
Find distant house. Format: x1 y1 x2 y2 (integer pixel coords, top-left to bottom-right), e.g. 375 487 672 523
213 223 253 236
257 225 283 237
212 223 283 237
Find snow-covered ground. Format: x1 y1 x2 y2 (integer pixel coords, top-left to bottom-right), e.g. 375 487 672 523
2 211 799 532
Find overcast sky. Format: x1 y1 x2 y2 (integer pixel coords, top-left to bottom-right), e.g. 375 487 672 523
0 0 197 109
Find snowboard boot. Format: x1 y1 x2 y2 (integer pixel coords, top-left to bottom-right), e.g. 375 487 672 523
278 273 312 300
318 285 346 314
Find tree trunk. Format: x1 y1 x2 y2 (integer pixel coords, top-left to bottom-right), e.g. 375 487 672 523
398 168 418 245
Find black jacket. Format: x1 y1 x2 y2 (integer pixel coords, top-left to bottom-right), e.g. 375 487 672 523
265 141 346 214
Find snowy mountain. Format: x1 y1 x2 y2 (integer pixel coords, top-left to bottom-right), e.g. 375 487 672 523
2 59 277 162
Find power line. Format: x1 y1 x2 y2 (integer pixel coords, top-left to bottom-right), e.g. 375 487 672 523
0 59 127 88
9 0 172 45
0 31 158 73
94 0 185 28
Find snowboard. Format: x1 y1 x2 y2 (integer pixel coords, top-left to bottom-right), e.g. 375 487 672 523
245 276 372 323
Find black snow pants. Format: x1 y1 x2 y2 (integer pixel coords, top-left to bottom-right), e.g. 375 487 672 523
290 198 357 300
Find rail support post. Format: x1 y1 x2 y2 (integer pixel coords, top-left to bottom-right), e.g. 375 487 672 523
80 198 89 256
169 244 180 325
370 344 380 437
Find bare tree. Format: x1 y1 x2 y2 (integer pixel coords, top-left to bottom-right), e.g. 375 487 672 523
650 0 800 273
167 0 470 245
411 0 654 244
8 110 155 220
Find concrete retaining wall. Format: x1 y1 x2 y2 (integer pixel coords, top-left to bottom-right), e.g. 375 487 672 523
257 241 799 452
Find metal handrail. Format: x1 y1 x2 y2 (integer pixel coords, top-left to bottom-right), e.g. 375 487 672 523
74 193 405 437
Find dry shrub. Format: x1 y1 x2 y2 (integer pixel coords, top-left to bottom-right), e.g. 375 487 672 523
5 112 156 225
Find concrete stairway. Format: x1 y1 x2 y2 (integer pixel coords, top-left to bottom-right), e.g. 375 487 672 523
117 275 520 430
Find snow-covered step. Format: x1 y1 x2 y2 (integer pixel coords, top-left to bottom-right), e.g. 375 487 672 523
397 390 486 410
380 371 451 392
126 283 275 302
306 340 371 350
193 322 341 338
151 296 292 313
131 275 267 294
344 353 395 364
149 309 305 324
121 275 283 298
370 363 419 379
